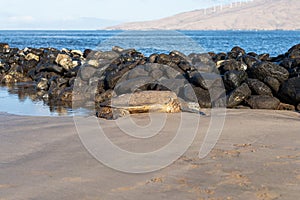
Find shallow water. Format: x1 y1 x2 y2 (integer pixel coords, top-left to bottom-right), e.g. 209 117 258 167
0 84 91 116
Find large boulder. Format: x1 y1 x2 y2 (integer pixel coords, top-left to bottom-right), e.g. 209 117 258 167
287 43 300 59
79 66 97 81
227 83 251 108
246 78 273 96
278 77 300 105
114 76 153 95
246 95 280 110
189 71 222 90
217 59 247 74
249 61 289 83
263 76 281 93
184 85 211 108
223 70 247 90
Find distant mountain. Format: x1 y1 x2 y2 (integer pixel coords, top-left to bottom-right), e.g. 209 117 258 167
106 0 300 30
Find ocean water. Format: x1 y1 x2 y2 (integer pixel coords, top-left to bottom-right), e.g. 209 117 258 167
0 30 300 116
1 30 300 56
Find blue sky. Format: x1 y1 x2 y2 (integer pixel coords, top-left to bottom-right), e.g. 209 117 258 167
0 0 248 29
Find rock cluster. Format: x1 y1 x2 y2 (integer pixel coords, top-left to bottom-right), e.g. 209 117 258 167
1 42 300 119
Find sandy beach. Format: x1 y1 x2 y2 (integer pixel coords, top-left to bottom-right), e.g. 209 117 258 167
0 109 299 200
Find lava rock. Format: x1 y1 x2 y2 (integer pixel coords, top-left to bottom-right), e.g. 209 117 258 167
227 83 251 108
184 85 212 108
212 52 227 62
150 68 164 80
246 78 273 96
288 66 300 78
25 53 39 62
217 59 247 74
0 43 10 53
246 95 280 110
159 78 187 96
189 53 218 73
250 61 289 83
79 66 97 81
189 71 222 90
227 47 246 59
126 66 149 79
58 87 73 102
55 53 76 71
114 76 153 95
287 44 300 59
278 77 300 105
0 43 9 49
258 53 270 61
36 63 63 74
148 54 158 63
37 78 49 90
263 76 281 93
230 46 246 57
157 54 171 65
98 51 119 60
242 55 260 68
223 70 247 90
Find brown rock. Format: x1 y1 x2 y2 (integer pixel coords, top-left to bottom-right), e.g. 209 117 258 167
0 43 9 49
277 103 295 111
55 54 76 71
25 53 40 62
96 107 130 120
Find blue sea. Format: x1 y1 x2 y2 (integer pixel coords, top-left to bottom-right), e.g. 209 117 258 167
1 30 300 56
0 30 300 116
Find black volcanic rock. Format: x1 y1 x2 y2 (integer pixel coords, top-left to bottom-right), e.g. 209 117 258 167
246 95 280 110
223 70 247 91
278 77 300 105
263 76 281 93
242 55 260 68
249 61 289 83
227 83 251 108
288 44 300 59
246 78 273 96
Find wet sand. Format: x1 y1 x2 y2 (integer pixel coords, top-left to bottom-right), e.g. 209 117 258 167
0 110 299 200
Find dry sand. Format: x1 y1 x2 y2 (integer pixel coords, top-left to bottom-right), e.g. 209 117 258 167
0 109 299 199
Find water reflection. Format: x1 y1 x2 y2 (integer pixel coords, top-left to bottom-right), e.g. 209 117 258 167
0 83 91 116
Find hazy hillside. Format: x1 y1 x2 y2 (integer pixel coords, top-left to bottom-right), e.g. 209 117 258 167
106 0 300 30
